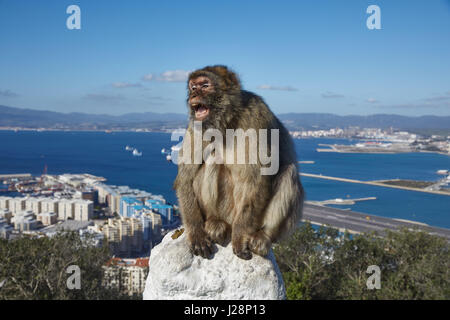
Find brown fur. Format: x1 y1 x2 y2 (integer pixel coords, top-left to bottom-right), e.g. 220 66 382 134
174 65 304 259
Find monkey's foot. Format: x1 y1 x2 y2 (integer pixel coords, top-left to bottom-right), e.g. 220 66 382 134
232 234 253 260
204 218 231 246
187 230 215 259
248 231 271 257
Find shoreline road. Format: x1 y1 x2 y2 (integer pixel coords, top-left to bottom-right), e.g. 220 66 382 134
302 203 450 241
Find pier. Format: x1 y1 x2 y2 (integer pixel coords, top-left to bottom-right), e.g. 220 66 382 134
300 172 450 196
302 203 450 241
0 173 31 179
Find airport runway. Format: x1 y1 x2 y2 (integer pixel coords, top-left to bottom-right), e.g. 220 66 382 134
302 203 450 241
300 172 450 196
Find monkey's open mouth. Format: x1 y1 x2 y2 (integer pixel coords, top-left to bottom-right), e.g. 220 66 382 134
192 104 210 120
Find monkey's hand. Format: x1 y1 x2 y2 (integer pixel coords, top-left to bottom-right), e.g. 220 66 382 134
187 229 215 259
248 230 271 257
231 230 253 260
204 218 231 247
232 229 272 259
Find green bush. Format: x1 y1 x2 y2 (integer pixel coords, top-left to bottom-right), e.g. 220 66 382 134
274 223 450 300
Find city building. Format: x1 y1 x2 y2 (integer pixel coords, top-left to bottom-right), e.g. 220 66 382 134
0 209 12 223
40 198 59 215
10 197 26 214
101 217 145 256
0 196 10 210
11 210 38 232
25 197 42 215
145 199 173 224
0 217 13 239
94 183 112 205
94 183 160 215
120 197 142 217
0 179 170 247
58 199 75 220
74 200 93 221
103 258 149 296
139 211 162 245
37 212 57 226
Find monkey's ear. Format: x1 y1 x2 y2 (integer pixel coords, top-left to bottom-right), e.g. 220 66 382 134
205 65 241 91
224 70 241 91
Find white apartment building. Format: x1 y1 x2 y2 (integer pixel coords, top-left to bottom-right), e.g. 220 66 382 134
11 210 38 231
0 196 10 210
40 198 59 215
0 209 12 223
102 217 144 255
58 199 75 220
10 197 26 214
25 197 42 215
37 212 57 226
74 200 93 221
94 183 111 205
103 258 149 296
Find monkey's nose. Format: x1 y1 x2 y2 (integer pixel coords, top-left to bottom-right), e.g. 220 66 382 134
190 96 201 105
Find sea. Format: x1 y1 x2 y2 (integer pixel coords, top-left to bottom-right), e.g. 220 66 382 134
0 130 449 229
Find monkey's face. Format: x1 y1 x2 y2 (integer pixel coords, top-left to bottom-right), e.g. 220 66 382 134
188 76 216 121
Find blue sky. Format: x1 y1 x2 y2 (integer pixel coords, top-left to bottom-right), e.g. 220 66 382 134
0 0 449 116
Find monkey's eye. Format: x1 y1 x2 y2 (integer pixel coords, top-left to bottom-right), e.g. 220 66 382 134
190 85 197 91
201 83 210 89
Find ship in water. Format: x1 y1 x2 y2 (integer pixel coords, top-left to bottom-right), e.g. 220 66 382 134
162 142 182 162
125 145 133 151
132 148 142 157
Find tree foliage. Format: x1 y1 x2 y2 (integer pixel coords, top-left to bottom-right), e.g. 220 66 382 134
274 223 450 300
0 232 132 300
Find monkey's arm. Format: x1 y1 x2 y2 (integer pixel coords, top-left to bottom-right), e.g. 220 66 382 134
174 162 214 258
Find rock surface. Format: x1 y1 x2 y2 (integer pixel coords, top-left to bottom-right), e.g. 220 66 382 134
143 229 286 300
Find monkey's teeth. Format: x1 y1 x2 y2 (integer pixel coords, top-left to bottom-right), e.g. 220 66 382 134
195 105 209 119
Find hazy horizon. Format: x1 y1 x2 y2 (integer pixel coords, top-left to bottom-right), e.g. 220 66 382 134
2 103 450 119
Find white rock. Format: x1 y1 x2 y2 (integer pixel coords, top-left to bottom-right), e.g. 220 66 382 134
143 229 286 300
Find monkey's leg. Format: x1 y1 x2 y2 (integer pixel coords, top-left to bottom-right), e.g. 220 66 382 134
231 173 271 260
175 165 215 259
204 217 231 246
183 204 215 258
185 213 214 259
261 163 304 243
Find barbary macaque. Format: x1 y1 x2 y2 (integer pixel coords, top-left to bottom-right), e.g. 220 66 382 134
174 65 304 260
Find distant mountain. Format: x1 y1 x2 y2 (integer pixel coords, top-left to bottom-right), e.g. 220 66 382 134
0 105 449 133
0 105 187 129
277 113 450 131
